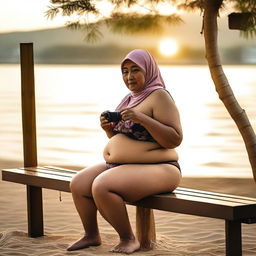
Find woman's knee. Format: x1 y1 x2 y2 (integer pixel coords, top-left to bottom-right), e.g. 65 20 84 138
91 175 109 199
70 174 81 193
69 173 91 196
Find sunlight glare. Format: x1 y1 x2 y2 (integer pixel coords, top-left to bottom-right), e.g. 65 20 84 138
159 38 179 56
157 3 177 15
95 1 113 17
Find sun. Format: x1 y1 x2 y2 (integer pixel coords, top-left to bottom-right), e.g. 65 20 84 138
159 38 179 57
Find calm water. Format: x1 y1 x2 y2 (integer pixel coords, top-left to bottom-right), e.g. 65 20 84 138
0 64 255 177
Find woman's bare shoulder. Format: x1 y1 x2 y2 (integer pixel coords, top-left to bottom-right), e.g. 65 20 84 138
150 89 174 103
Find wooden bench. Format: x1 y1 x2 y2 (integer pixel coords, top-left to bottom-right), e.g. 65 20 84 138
2 166 256 256
2 43 256 256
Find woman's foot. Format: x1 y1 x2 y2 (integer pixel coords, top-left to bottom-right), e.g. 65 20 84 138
110 237 140 254
67 235 101 251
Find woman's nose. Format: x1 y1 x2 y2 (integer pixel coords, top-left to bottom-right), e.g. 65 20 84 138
127 71 134 80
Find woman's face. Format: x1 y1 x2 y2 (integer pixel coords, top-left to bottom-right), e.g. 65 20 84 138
122 60 145 93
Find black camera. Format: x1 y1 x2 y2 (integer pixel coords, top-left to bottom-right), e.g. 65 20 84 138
102 111 121 122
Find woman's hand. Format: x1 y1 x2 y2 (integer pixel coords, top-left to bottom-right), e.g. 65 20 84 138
120 108 145 123
100 111 116 138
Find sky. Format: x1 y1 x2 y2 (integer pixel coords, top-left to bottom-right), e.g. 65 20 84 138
0 0 68 33
0 0 255 49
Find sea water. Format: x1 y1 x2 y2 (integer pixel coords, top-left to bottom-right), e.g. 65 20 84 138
0 64 255 177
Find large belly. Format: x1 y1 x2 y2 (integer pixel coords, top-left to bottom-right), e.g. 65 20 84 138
103 133 178 163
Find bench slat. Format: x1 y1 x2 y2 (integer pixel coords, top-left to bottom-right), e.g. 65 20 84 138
20 167 74 178
129 193 256 220
173 192 245 207
43 166 78 174
2 168 71 192
3 168 72 181
174 190 256 205
176 187 256 203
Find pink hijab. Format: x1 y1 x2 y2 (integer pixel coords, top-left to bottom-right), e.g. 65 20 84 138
116 49 166 111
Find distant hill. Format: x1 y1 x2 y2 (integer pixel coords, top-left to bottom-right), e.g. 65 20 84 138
0 27 125 64
0 26 203 64
0 24 255 64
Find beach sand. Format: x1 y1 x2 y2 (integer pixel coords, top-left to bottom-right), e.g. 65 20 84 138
1 159 256 255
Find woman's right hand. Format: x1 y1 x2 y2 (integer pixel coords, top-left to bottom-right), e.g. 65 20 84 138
100 111 116 137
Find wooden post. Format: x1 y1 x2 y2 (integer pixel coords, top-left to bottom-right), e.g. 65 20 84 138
20 43 37 168
136 206 156 250
20 43 44 237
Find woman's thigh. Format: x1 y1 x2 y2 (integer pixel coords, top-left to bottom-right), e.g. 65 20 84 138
70 162 107 197
93 164 181 202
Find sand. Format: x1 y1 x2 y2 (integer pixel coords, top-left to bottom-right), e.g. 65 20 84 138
1 159 256 255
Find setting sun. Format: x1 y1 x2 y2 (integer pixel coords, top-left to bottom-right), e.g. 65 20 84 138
159 38 179 57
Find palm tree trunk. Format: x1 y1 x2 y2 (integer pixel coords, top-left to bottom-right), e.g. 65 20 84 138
203 0 256 182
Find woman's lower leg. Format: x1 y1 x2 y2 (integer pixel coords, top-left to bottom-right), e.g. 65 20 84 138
67 193 101 251
73 193 100 236
92 186 140 253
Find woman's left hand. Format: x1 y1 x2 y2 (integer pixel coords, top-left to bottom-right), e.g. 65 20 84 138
120 108 144 123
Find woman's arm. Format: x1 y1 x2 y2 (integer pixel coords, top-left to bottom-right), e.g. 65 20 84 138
121 90 183 149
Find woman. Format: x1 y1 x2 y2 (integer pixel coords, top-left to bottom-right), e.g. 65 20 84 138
68 49 183 254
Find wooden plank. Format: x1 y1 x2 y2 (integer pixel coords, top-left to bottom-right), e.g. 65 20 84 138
129 193 256 220
44 166 78 174
20 167 75 178
2 169 72 181
167 193 245 207
176 187 256 203
2 170 71 192
128 195 235 220
174 190 256 205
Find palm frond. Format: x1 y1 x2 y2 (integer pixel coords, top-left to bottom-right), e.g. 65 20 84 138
178 0 205 12
45 5 60 19
110 0 138 8
66 20 84 30
83 23 104 43
45 0 99 19
66 20 103 43
105 12 182 34
229 0 256 13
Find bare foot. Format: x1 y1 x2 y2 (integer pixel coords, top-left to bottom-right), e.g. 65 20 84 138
110 238 140 254
67 235 101 251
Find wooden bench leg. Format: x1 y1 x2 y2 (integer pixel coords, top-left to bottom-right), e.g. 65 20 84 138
136 207 156 250
27 185 44 237
225 220 242 256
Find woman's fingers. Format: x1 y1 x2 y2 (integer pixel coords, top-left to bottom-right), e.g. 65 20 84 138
121 109 140 122
121 109 132 120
